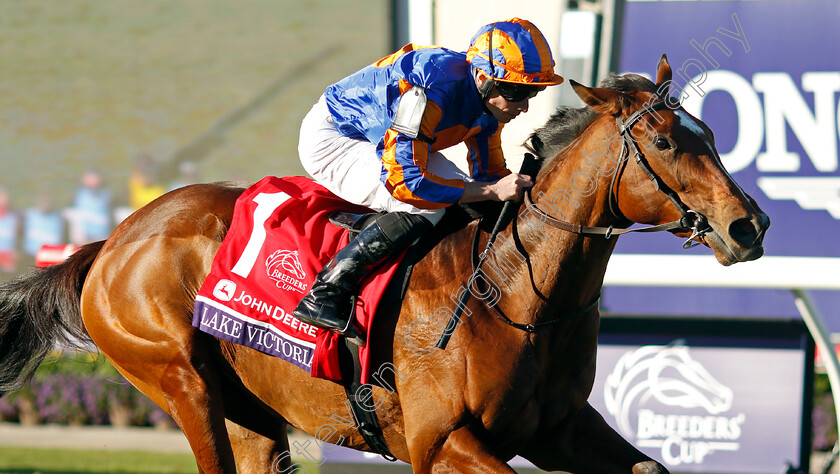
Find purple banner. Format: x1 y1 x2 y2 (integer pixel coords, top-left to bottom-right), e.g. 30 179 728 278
608 0 840 327
590 317 811 473
193 296 315 372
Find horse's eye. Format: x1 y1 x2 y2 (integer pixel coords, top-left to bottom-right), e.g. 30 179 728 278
655 138 672 150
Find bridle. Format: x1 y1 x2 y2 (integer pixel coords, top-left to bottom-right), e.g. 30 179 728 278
436 98 715 346
525 99 712 249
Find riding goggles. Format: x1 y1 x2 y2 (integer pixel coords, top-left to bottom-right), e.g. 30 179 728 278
495 82 546 102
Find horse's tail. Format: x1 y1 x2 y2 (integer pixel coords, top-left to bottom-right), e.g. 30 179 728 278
0 240 105 394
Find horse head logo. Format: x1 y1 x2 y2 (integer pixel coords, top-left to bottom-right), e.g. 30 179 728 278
604 340 733 438
266 249 306 281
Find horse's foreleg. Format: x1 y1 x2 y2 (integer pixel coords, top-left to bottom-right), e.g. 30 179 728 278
408 426 516 474
520 402 668 474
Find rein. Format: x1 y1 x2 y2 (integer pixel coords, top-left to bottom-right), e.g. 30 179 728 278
469 221 600 334
524 192 689 239
434 99 714 347
527 100 712 249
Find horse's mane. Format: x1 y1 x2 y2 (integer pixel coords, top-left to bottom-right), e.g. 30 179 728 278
524 73 658 162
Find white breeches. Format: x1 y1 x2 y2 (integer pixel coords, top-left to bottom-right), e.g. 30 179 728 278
298 95 471 226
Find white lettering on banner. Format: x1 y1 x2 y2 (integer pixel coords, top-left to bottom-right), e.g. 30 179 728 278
231 290 317 337
200 306 243 339
244 323 313 368
682 70 763 173
638 434 741 466
754 72 840 173
636 410 745 441
247 325 265 345
604 342 744 467
269 268 308 293
682 70 840 219
682 70 840 173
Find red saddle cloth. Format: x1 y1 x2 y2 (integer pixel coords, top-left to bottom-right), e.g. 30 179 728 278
192 176 403 383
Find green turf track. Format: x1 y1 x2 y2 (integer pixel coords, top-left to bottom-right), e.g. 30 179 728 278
0 446 321 473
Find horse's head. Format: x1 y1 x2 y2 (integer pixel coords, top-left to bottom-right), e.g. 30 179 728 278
567 55 769 265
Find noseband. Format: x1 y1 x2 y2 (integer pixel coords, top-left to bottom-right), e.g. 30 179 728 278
526 99 712 249
438 100 715 347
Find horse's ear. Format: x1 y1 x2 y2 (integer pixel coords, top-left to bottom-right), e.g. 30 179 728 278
655 54 672 91
570 79 624 114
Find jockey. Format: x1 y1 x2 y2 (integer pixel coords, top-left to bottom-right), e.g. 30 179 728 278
294 18 564 343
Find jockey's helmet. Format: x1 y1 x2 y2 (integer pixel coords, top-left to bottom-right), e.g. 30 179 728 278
466 18 564 102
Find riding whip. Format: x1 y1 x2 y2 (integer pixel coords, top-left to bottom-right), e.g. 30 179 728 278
435 153 542 350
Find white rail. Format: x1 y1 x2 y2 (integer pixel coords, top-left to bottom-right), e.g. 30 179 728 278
604 255 840 290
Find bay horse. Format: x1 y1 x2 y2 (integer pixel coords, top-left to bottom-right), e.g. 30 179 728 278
0 56 768 473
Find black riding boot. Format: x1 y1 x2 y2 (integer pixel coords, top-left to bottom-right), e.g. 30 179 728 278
293 212 433 345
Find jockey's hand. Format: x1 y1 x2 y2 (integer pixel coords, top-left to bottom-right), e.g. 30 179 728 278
462 173 534 203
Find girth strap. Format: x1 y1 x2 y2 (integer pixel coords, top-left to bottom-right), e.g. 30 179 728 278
338 334 397 462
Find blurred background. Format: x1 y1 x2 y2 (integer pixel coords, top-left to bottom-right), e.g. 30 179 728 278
0 0 389 273
0 1 391 472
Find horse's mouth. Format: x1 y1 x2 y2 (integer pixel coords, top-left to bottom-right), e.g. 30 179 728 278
703 230 765 266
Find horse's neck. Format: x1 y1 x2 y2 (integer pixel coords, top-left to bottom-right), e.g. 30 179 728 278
500 120 623 320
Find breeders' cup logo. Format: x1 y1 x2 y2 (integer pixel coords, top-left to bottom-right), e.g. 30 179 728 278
604 341 745 466
266 249 308 294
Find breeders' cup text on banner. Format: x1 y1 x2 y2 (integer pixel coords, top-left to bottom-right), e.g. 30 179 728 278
603 342 744 466
589 331 808 473
606 0 840 321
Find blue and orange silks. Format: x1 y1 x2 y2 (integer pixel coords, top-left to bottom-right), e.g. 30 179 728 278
323 44 510 210
466 18 565 86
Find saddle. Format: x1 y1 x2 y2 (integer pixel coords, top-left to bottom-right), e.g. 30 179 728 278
192 175 505 461
324 202 503 462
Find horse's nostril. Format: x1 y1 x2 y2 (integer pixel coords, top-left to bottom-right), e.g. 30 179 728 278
728 217 760 248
